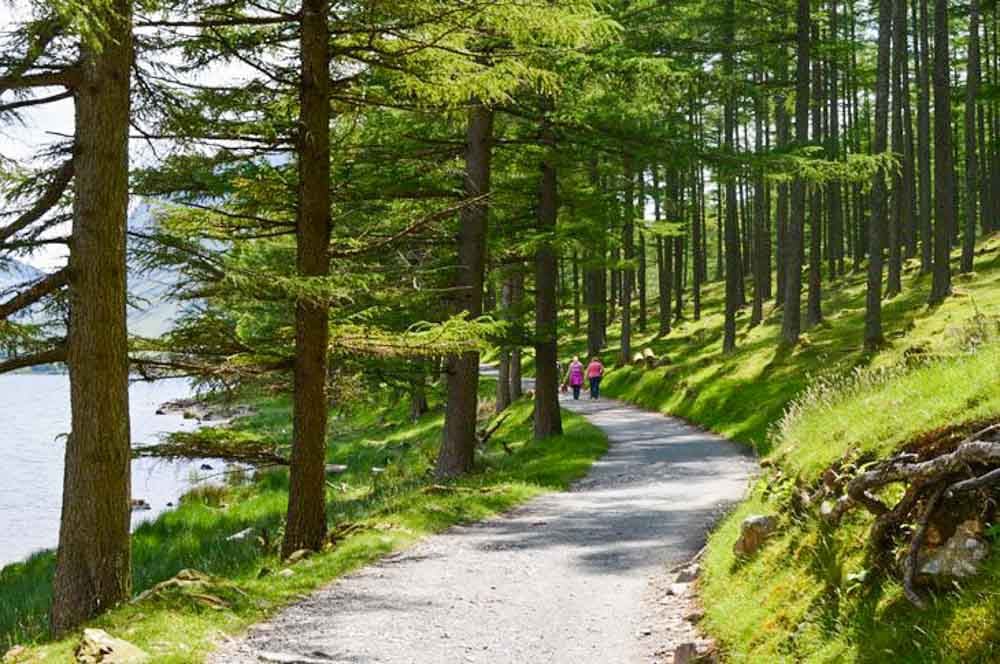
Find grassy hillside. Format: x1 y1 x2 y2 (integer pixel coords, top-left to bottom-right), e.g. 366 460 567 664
558 236 1000 661
0 386 607 662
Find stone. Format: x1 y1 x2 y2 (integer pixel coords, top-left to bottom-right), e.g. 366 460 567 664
226 528 254 542
285 549 313 565
919 520 991 580
277 568 295 578
199 463 213 471
668 582 692 597
733 514 778 557
684 608 705 623
130 499 151 512
673 643 699 664
257 652 332 664
675 564 700 583
325 464 348 474
75 629 150 663
3 646 27 663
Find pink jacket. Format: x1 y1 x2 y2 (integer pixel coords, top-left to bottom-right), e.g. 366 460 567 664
567 361 584 387
586 360 604 379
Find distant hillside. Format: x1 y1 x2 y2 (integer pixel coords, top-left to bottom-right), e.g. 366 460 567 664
0 202 182 339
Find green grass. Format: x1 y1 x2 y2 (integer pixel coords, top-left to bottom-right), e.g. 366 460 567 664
553 236 1000 662
0 388 607 662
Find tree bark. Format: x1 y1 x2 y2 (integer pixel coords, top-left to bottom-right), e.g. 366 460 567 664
619 156 635 366
917 0 933 272
866 0 893 351
283 0 332 558
723 0 740 353
437 103 494 477
51 0 134 635
782 0 810 345
887 0 906 297
534 103 562 439
807 22 824 328
929 0 954 304
962 0 982 273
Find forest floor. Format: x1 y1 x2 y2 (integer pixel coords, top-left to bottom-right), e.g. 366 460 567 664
209 393 755 664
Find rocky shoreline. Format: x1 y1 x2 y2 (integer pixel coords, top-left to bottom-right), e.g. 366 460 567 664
156 397 256 423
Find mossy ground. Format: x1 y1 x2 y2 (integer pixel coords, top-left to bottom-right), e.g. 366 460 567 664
0 385 607 662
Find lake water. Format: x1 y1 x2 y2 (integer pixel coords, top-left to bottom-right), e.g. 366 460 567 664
0 375 217 568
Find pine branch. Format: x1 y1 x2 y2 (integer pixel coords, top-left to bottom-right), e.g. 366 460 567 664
0 345 67 374
0 160 74 245
0 267 69 320
0 90 74 114
0 69 80 91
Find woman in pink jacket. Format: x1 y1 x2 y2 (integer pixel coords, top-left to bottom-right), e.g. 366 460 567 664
586 357 604 400
564 356 585 400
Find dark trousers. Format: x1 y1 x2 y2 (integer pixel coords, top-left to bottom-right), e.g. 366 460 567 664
589 377 602 399
571 384 581 400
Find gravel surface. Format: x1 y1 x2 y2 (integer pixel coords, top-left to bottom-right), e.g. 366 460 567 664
210 393 756 664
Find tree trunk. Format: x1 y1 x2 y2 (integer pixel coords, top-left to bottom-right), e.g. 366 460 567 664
887 0 906 297
619 156 635 366
751 71 767 328
283 0 333 558
51 0 133 634
782 0 810 345
829 0 845 277
866 0 893 351
917 0 933 273
962 0 982 273
534 103 562 439
437 103 494 478
929 0 954 304
496 276 513 414
722 0 739 353
807 21 824 328
776 45 790 307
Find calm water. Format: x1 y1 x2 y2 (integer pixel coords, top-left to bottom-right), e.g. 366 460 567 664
0 375 217 567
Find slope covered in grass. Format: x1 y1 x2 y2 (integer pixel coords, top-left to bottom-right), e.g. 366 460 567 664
553 237 1000 661
0 388 607 662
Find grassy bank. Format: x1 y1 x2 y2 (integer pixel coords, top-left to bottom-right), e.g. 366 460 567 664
553 237 1000 661
0 387 607 662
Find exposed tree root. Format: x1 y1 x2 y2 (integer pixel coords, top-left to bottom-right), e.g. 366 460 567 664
821 423 1000 607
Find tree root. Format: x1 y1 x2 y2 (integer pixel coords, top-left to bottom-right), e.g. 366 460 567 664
822 423 1000 607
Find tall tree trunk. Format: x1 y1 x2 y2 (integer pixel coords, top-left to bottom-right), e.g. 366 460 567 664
657 170 672 337
929 0 954 303
751 72 767 328
534 104 562 439
866 0 893 351
437 103 494 477
619 156 635 365
917 0 933 272
782 0 810 345
51 0 134 635
807 22 824 327
887 0 906 297
829 0 845 277
283 0 333 558
723 0 739 353
776 45 790 306
496 276 513 414
963 0 982 273
510 268 524 400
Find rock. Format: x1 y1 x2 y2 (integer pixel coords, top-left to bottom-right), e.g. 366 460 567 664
3 646 27 663
684 608 705 623
673 643 699 664
370 467 385 475
285 549 313 565
675 563 700 583
733 514 778 557
130 499 151 512
226 528 254 542
277 568 295 578
920 520 991 580
668 582 692 597
182 410 198 420
75 629 150 663
257 652 331 664
642 348 658 369
325 464 348 474
199 463 213 471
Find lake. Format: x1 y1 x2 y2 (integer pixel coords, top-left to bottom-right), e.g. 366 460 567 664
0 374 219 568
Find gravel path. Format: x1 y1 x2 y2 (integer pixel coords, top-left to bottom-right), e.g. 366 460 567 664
211 392 756 664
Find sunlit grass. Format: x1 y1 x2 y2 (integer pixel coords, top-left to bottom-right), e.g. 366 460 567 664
0 388 607 662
